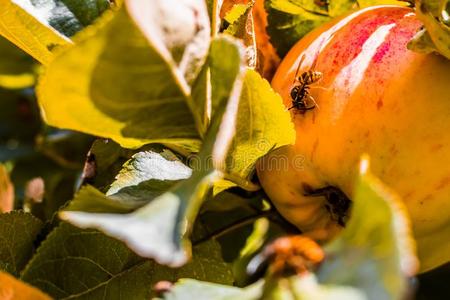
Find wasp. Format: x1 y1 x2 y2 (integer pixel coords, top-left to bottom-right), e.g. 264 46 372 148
289 54 323 113
247 235 325 278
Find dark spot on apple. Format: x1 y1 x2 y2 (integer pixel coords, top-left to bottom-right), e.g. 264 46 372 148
302 183 314 194
376 99 383 110
389 144 398 155
436 175 450 191
430 144 444 152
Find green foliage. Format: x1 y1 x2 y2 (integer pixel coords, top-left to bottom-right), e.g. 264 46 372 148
21 222 232 299
0 0 70 64
0 211 43 276
37 4 205 148
165 157 418 299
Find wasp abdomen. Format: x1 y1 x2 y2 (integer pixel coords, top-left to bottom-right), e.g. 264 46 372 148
298 71 323 85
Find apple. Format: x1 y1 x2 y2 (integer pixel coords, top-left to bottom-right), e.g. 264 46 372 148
256 5 450 272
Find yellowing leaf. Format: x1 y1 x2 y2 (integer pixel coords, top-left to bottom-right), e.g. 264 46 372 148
0 271 51 300
225 69 295 182
0 0 70 65
21 222 232 299
38 2 209 149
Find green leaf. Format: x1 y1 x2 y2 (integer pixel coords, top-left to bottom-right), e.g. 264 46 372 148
224 4 251 25
0 271 51 300
0 211 43 276
265 0 331 57
407 27 438 53
0 36 35 89
107 149 192 196
225 69 295 182
21 223 233 299
65 149 193 213
80 139 136 191
317 155 419 300
0 0 70 65
163 279 264 300
38 0 211 148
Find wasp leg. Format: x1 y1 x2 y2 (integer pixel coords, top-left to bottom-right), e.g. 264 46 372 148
310 85 329 92
306 94 319 110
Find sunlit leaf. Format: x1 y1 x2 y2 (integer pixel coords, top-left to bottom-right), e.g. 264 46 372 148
0 0 70 65
107 149 192 196
317 155 419 300
11 0 111 38
225 70 295 182
21 223 233 299
0 211 43 276
262 274 366 300
38 0 211 148
0 271 51 300
65 149 193 213
163 278 264 300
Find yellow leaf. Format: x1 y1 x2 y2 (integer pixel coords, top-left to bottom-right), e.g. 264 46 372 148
0 0 70 65
0 271 52 300
37 2 210 149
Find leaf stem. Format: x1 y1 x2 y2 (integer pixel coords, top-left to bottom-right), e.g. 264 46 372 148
193 209 275 245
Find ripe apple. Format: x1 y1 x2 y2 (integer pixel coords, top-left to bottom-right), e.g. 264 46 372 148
256 5 450 272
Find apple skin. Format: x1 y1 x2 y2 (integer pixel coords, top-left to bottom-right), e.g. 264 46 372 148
256 5 450 272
